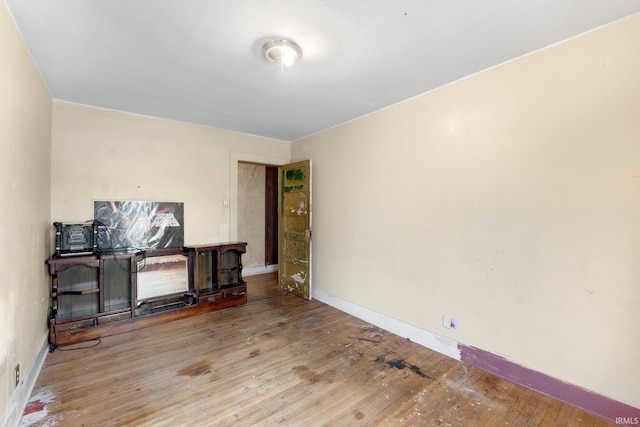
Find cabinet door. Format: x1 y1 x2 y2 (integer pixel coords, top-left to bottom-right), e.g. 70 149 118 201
218 249 243 288
219 269 240 288
196 250 218 293
103 256 132 312
56 265 100 320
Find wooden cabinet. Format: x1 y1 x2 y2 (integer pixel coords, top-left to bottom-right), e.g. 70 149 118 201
47 253 136 350
188 242 247 303
51 256 101 320
47 243 247 351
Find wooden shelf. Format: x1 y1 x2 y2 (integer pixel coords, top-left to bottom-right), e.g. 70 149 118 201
47 242 247 351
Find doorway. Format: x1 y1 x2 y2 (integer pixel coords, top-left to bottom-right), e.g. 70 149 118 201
229 152 289 275
237 162 279 275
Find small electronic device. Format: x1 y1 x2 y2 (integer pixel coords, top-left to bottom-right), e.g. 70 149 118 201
53 222 97 257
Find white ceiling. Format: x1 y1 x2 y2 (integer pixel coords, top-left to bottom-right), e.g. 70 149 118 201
6 1 640 142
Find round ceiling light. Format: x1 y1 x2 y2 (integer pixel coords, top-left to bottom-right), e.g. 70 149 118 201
262 39 302 68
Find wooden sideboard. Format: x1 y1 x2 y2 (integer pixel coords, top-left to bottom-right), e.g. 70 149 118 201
46 242 247 351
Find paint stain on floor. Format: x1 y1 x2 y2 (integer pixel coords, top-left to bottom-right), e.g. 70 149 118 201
19 390 59 427
376 356 431 379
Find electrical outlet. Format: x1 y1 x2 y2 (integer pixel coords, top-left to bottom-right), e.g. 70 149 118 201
450 317 459 330
14 364 20 387
442 315 452 329
442 315 459 330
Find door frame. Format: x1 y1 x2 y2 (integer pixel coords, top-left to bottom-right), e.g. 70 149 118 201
229 152 290 242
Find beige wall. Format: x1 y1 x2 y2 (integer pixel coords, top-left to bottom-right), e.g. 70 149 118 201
3 0 638 418
51 102 289 248
238 163 266 268
292 15 640 407
0 2 52 420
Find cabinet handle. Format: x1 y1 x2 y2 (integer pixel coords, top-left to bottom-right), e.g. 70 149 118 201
207 296 217 302
231 290 246 297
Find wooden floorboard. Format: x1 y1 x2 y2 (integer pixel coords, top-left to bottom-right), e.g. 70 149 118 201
20 272 614 426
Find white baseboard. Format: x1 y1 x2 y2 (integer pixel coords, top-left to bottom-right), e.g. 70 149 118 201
243 264 278 276
0 334 49 427
312 288 461 361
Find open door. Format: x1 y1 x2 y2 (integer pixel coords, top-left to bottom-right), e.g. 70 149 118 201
278 160 312 299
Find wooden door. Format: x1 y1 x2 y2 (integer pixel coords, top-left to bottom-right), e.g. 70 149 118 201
278 160 312 299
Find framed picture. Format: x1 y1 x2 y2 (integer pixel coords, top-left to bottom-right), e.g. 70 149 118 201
94 200 184 252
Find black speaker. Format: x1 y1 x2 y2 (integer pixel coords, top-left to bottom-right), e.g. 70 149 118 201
54 222 97 257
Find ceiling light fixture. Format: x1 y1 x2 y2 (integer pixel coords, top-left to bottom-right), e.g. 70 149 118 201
262 39 302 70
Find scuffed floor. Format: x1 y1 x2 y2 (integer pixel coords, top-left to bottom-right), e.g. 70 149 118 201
17 273 615 426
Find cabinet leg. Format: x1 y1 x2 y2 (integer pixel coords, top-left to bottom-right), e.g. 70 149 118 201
48 318 56 352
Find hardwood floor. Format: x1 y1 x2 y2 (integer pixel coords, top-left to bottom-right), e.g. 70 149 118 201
21 273 612 426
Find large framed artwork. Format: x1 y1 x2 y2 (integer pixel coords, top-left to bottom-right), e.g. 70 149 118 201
94 200 184 252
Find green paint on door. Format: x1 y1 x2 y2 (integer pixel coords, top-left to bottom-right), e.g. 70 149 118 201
286 169 305 182
283 185 304 193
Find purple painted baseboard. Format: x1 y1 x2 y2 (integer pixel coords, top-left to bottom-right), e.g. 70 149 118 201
459 344 640 425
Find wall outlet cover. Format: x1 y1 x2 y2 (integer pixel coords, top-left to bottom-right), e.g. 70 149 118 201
442 315 459 330
451 317 459 330
442 315 452 329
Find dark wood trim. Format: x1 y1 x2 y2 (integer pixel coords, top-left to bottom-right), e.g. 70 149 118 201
265 165 278 266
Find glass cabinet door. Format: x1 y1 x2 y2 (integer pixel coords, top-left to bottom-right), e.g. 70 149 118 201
103 256 132 312
56 264 99 320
